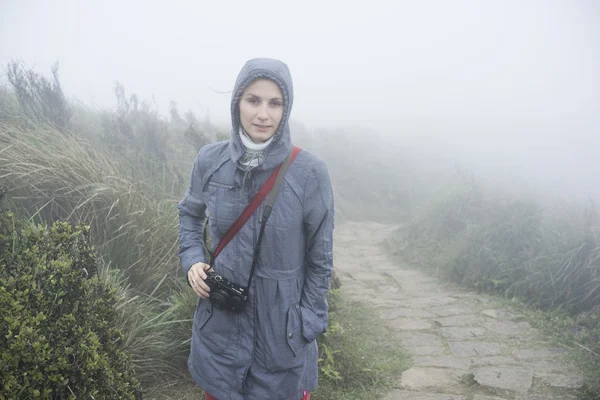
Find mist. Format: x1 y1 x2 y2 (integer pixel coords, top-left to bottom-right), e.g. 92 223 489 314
1 0 599 199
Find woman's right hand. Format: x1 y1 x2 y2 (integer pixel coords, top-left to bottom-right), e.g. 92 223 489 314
188 262 212 299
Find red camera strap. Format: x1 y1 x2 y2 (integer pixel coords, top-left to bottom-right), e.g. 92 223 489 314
212 146 301 260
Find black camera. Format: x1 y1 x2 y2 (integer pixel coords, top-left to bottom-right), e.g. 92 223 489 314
205 270 248 314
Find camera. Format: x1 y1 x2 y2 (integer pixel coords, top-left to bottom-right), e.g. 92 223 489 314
205 270 248 314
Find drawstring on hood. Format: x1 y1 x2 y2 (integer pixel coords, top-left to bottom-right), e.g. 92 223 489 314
228 58 294 173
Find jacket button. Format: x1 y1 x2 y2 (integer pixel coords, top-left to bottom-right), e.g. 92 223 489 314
295 305 299 309
288 332 293 339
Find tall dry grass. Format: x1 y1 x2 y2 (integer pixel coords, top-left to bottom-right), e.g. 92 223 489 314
0 117 197 387
388 175 600 397
0 63 417 395
394 178 600 314
0 120 184 294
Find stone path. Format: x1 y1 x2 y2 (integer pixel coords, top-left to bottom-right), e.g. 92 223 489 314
334 221 585 400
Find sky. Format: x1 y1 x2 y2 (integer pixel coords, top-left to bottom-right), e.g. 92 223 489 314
1 0 599 198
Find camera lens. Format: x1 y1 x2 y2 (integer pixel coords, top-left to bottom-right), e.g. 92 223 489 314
210 289 229 310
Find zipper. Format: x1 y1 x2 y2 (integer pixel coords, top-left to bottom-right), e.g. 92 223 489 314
242 168 252 188
241 295 257 397
208 181 234 189
241 175 258 397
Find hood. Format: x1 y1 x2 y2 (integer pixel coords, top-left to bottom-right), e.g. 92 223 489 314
228 58 294 171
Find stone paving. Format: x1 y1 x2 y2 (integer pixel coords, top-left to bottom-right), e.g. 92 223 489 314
334 221 585 400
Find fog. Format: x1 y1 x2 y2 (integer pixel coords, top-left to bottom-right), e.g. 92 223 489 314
1 0 599 199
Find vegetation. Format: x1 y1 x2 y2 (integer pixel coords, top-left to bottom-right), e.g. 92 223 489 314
6 59 598 399
289 122 418 222
147 286 410 400
0 62 409 398
6 61 72 130
313 288 410 399
386 173 600 397
0 190 141 399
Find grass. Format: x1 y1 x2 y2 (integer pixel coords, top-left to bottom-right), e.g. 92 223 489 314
0 119 195 390
385 174 600 398
149 290 411 400
100 267 197 385
0 78 411 397
0 121 185 295
312 291 410 400
311 290 410 400
506 300 600 400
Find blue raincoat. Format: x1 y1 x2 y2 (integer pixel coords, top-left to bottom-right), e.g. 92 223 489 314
177 58 335 400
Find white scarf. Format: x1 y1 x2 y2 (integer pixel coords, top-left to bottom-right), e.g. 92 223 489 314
239 126 274 168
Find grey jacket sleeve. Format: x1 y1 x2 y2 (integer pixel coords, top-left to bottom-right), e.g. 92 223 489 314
300 160 335 343
177 153 208 282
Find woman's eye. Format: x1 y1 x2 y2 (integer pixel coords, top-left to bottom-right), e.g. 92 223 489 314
247 98 259 104
270 100 283 107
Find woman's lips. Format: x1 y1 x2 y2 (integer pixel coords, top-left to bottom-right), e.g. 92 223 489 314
254 124 270 132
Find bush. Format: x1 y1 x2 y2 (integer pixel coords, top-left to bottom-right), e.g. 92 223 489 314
6 61 72 130
0 209 141 399
0 95 197 391
388 176 600 397
393 177 600 314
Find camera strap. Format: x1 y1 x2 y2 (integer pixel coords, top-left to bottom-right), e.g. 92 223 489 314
210 146 302 272
245 146 301 292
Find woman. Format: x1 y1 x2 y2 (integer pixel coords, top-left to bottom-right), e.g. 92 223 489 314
178 58 335 400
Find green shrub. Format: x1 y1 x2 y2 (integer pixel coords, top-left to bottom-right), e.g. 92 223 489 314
0 104 199 391
317 289 343 382
0 211 141 399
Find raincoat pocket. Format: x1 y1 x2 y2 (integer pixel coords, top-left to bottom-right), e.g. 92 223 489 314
194 299 213 331
194 300 233 353
286 303 309 357
257 302 309 372
205 180 236 236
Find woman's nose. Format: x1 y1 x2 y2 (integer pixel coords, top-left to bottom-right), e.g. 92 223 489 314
257 105 269 120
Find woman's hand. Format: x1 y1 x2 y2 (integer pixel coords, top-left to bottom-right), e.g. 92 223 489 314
188 262 212 299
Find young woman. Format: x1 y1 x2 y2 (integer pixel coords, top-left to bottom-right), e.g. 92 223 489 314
178 58 335 400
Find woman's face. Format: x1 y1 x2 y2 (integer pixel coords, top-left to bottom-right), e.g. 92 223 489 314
239 79 284 143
